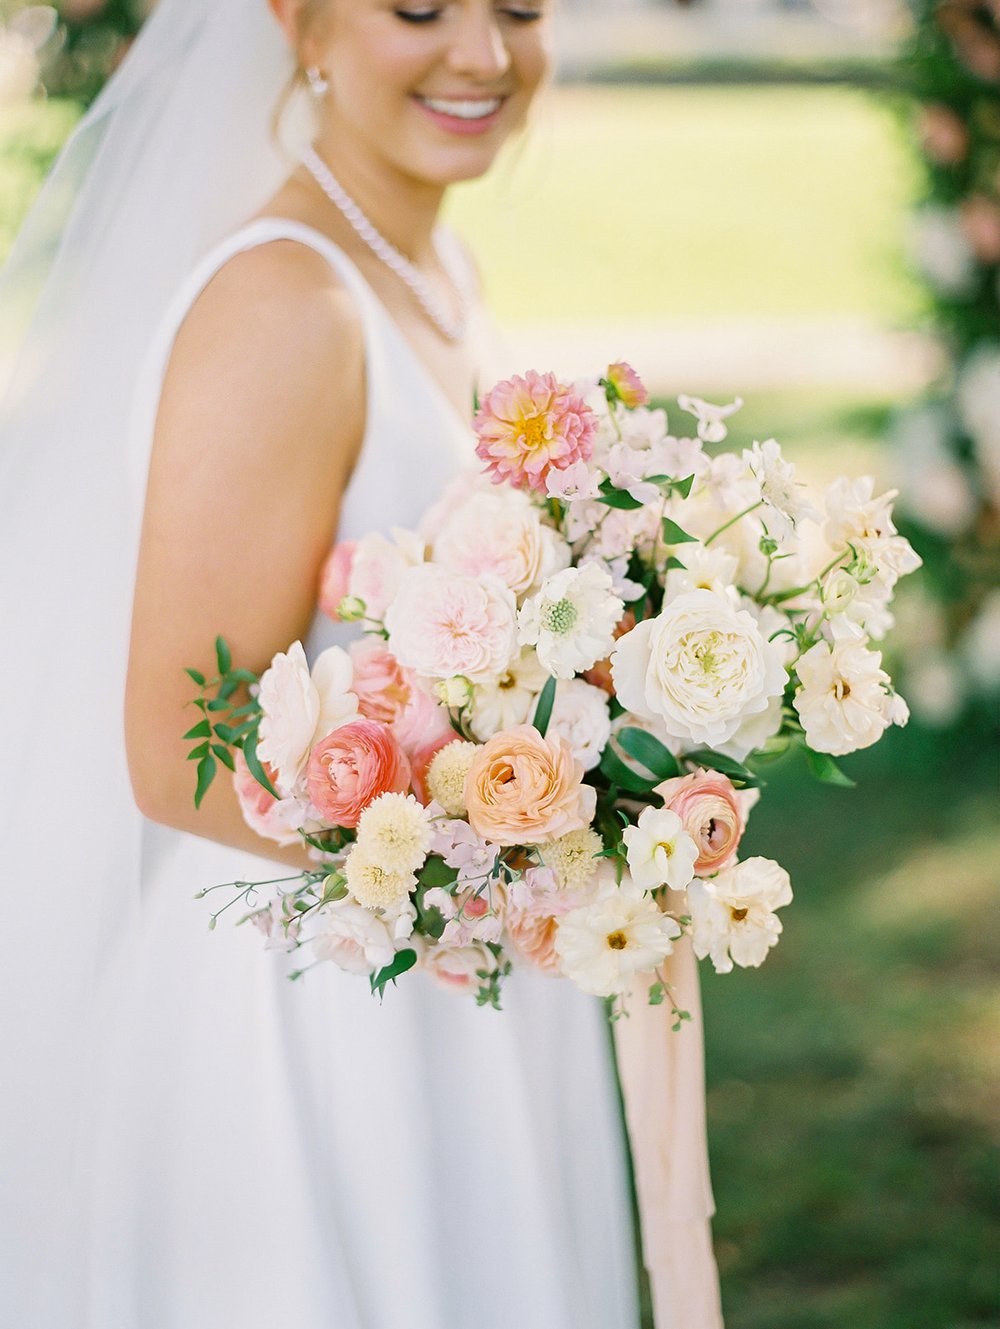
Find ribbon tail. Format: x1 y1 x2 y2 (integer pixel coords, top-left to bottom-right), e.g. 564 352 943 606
613 920 725 1329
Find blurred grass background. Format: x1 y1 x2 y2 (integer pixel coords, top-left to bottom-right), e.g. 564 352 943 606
2 80 996 1329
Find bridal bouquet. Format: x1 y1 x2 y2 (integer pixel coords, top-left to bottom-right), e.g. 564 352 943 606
186 363 920 1017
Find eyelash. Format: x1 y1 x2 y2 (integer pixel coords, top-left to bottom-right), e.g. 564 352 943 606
394 8 543 23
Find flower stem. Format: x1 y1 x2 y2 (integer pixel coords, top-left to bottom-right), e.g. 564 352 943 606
703 500 763 546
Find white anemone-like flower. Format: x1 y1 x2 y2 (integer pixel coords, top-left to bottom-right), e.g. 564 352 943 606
554 873 682 997
312 900 397 976
518 563 624 679
611 588 788 749
687 857 792 974
257 642 358 796
547 678 612 770
355 792 432 876
744 438 819 538
677 393 744 444
469 649 548 741
794 639 905 756
622 807 699 892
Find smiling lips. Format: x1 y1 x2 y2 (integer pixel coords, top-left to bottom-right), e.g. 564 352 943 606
413 94 507 134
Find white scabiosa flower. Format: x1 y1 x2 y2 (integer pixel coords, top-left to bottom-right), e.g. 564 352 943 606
687 857 792 974
538 827 605 894
622 807 699 892
469 649 548 741
425 741 478 818
794 638 905 756
554 874 682 997
744 438 818 538
354 792 432 876
344 846 416 912
547 678 612 770
518 563 624 679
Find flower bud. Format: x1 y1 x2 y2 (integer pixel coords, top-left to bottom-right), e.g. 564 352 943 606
435 675 474 709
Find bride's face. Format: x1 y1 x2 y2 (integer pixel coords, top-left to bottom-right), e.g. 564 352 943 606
308 0 553 185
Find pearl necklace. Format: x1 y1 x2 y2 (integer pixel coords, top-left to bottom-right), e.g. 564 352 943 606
299 145 467 343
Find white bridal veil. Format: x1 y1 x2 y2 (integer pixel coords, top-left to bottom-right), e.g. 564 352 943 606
0 3 309 1321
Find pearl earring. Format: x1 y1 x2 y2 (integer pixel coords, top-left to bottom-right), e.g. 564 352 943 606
305 66 328 98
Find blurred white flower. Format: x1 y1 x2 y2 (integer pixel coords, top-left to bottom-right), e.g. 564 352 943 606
688 857 792 975
956 344 1000 500
312 900 396 976
962 590 1000 691
547 677 611 770
678 393 744 444
518 563 624 679
891 403 975 537
622 807 699 892
554 873 682 997
909 206 977 297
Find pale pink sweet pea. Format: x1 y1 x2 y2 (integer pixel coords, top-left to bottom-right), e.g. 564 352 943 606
654 768 747 875
306 719 411 828
318 541 357 621
474 370 598 494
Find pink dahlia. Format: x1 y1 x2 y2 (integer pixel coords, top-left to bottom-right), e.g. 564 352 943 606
474 371 598 494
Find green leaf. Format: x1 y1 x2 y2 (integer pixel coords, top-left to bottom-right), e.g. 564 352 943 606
218 677 240 701
213 722 236 744
599 746 658 795
206 697 231 712
215 635 232 676
186 742 210 760
804 746 856 788
194 754 217 809
648 982 665 1006
671 473 695 500
370 948 418 998
661 517 699 545
243 727 280 799
617 726 680 780
185 667 206 687
663 556 687 572
684 748 764 789
418 855 460 890
597 478 644 511
183 719 211 741
212 744 236 772
532 675 557 738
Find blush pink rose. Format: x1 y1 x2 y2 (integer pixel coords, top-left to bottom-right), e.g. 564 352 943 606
465 724 596 847
654 768 746 875
319 541 357 621
384 564 517 682
232 751 299 846
306 719 411 828
506 906 565 974
423 942 497 995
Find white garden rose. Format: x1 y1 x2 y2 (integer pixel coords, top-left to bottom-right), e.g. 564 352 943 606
687 856 792 975
547 678 612 771
610 589 788 749
257 642 358 795
794 638 905 756
385 564 518 683
312 900 396 976
433 489 570 600
554 872 682 998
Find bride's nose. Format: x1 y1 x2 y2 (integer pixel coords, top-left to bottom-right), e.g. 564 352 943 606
444 6 512 81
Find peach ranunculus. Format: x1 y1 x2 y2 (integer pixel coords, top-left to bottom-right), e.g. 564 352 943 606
505 871 581 975
464 724 596 847
654 768 747 876
306 719 411 828
232 750 300 846
318 540 357 621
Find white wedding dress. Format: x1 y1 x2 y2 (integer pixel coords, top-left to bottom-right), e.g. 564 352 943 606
82 217 639 1329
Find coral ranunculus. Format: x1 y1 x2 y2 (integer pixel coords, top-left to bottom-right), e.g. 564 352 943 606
655 768 746 875
465 724 596 847
474 371 598 494
306 720 410 828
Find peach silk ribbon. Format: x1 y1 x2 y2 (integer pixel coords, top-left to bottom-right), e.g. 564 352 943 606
613 890 725 1329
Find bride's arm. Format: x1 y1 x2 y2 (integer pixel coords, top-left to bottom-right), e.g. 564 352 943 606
125 239 365 872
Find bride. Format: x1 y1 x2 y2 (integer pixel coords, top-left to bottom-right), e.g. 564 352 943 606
0 2 722 1327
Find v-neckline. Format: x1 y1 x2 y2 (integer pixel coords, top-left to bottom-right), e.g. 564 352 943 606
267 218 476 442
